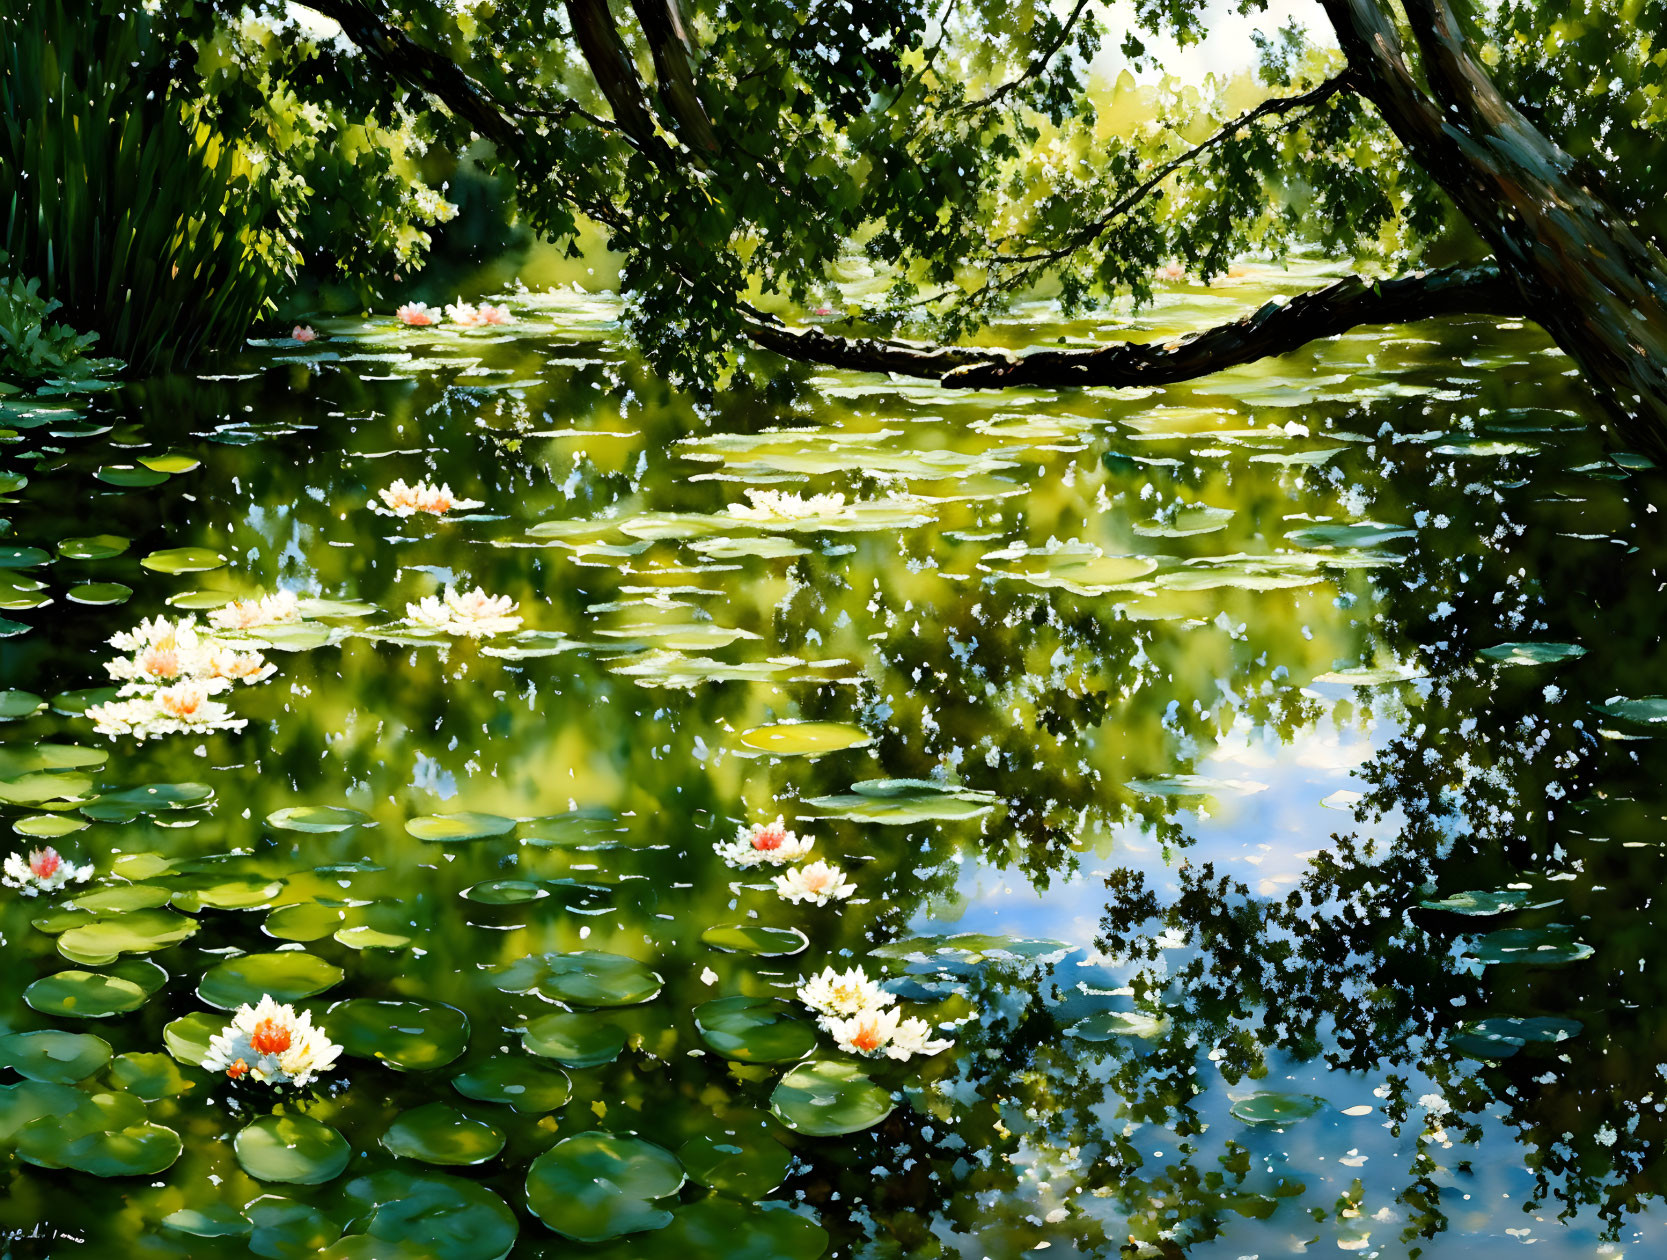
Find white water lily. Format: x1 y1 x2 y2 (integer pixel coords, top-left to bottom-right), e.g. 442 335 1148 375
377 478 484 517
726 489 849 522
772 859 856 906
2 847 93 896
796 965 895 1021
87 681 248 740
208 591 301 631
714 816 815 867
824 1006 954 1060
396 301 442 327
200 645 278 686
104 617 275 692
108 614 195 654
200 994 342 1088
405 585 522 638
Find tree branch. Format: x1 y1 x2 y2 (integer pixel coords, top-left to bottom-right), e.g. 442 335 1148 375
298 0 523 147
951 0 1095 114
565 0 664 152
629 0 719 155
743 264 1521 387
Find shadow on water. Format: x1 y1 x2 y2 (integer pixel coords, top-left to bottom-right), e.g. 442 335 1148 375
0 265 1661 1257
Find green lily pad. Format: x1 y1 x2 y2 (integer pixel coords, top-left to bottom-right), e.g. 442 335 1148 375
1477 641 1586 666
57 907 204 963
162 1204 251 1238
199 951 344 1009
108 1052 196 1100
1419 888 1549 915
244 1195 343 1257
335 924 413 950
460 879 548 904
495 950 663 1007
1452 1016 1585 1060
15 812 88 837
382 1102 505 1166
338 1169 518 1260
1068 1010 1170 1041
0 1080 86 1144
678 1124 793 1197
770 1060 894 1136
0 545 49 568
522 1012 628 1068
1469 925 1595 965
405 812 516 842
140 546 226 574
802 776 997 824
268 805 373 833
17 1108 181 1176
23 959 166 1018
738 722 873 756
612 1198 830 1260
327 999 471 1071
451 1058 571 1112
163 1011 225 1066
1597 697 1667 724
96 465 169 487
868 933 1067 963
1230 1092 1326 1126
67 582 133 606
80 781 214 821
236 1113 352 1184
172 876 286 913
694 996 818 1063
0 689 44 719
264 901 349 941
57 535 129 560
0 771 93 805
0 1029 111 1082
699 924 809 957
140 452 201 473
525 1131 685 1241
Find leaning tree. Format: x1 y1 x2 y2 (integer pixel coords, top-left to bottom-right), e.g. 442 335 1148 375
178 0 1667 452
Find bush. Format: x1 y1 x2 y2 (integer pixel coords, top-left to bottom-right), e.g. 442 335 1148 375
0 0 294 374
0 270 121 388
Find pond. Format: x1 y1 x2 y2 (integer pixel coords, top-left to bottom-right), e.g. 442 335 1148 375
0 263 1662 1258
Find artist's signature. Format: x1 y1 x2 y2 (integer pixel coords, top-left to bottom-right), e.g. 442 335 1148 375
2 1224 89 1257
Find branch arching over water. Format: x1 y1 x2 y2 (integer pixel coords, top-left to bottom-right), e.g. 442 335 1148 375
742 264 1522 388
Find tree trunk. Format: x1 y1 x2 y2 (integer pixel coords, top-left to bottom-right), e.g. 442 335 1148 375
1323 0 1667 457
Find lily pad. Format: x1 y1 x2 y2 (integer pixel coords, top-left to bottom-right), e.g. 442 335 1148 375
699 924 809 957
678 1124 792 1197
802 778 997 825
328 999 471 1071
67 582 132 606
0 1029 111 1082
1230 1092 1326 1126
461 879 548 905
1477 641 1587 667
738 722 873 756
57 535 129 560
1469 925 1594 965
694 996 818 1063
16 1102 181 1176
0 689 44 719
1452 1016 1585 1060
108 1052 196 1100
525 1131 685 1241
140 546 226 574
268 805 373 833
1068 1010 1170 1041
452 1058 571 1112
405 812 516 842
236 1113 352 1184
1419 888 1553 916
495 951 663 1007
163 1011 226 1067
338 1169 518 1260
382 1102 505 1166
23 960 166 1019
770 1060 894 1136
616 1199 829 1260
523 1012 629 1067
199 951 343 1009
263 901 349 941
172 876 286 912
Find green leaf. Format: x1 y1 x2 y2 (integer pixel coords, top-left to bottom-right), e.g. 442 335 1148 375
770 1060 894 1136
524 1132 684 1241
235 1113 352 1184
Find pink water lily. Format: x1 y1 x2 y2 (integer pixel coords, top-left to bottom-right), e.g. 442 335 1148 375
290 325 317 342
396 302 442 327
3 846 93 896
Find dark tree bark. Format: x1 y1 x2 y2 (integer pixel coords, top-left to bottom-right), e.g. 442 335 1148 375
629 0 719 154
742 265 1521 385
564 0 663 151
1321 0 1667 455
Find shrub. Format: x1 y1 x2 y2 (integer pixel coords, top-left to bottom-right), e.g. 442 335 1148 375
0 270 121 388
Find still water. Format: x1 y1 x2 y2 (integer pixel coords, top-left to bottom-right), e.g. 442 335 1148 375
0 263 1661 1258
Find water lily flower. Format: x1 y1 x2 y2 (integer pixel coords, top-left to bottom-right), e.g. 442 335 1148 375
200 995 341 1088
796 965 895 1021
445 301 486 326
824 1007 954 1060
377 478 485 517
476 303 515 325
773 859 856 906
396 302 442 326
106 618 202 684
208 591 301 631
108 614 195 654
2 847 93 896
87 684 248 739
290 325 317 342
726 489 849 523
714 816 815 867
405 585 522 638
201 645 277 685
